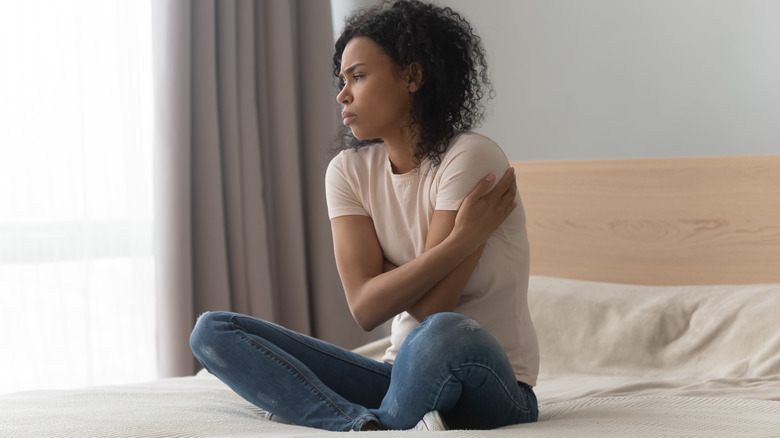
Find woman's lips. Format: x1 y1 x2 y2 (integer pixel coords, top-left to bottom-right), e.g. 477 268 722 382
342 111 356 126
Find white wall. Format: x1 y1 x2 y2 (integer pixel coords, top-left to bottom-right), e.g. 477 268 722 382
332 0 780 161
331 0 378 40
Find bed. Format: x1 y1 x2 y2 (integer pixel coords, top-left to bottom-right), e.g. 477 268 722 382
2 155 779 437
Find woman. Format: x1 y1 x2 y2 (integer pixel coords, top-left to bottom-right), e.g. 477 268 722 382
190 0 538 431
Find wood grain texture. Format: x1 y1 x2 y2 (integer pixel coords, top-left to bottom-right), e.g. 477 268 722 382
511 155 780 285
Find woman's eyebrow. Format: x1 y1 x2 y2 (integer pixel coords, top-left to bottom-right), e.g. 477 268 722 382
341 63 367 78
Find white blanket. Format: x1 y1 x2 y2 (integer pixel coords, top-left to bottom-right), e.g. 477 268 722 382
529 276 780 404
2 276 779 437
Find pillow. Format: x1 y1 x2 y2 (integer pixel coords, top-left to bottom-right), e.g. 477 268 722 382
528 276 780 379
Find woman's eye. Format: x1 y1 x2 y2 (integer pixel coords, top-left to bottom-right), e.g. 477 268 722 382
338 74 363 89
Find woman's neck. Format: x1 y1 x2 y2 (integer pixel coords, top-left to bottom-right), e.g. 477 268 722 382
384 126 419 174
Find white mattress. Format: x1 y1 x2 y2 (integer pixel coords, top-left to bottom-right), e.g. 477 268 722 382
2 276 779 437
2 372 778 437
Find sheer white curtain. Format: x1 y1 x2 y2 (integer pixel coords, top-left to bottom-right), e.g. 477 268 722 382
0 1 156 394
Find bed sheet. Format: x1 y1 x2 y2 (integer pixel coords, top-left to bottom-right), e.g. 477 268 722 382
2 371 778 437
2 276 779 437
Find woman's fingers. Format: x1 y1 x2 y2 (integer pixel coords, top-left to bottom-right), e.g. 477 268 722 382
491 167 516 200
463 173 497 207
459 167 517 223
480 168 516 213
465 167 515 205
492 168 517 219
452 167 518 249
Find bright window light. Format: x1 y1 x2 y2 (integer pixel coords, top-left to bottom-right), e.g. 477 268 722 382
0 0 156 394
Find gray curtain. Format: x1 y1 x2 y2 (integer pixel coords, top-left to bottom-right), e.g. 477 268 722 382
151 0 380 378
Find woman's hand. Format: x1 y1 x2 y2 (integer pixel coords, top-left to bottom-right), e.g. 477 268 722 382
404 167 516 322
330 167 518 331
451 167 517 251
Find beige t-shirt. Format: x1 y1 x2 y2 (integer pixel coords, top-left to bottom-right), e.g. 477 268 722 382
325 132 539 386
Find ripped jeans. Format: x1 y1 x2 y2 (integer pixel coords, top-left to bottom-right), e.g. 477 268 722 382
189 311 538 431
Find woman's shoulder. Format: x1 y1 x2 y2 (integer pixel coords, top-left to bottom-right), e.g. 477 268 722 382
441 132 508 167
328 144 388 172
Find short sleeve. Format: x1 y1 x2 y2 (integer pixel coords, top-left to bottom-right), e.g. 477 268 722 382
434 134 511 211
325 152 369 219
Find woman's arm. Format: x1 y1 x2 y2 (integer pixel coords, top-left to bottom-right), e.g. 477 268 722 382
382 238 484 323
331 168 516 331
403 210 485 322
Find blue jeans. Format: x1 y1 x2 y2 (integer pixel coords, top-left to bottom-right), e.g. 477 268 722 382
190 311 538 431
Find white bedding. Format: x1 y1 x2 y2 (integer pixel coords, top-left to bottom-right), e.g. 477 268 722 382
2 276 779 437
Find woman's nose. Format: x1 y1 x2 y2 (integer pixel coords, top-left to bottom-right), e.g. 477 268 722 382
337 85 351 105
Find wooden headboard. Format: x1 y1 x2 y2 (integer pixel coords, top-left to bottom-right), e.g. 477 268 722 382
511 155 780 286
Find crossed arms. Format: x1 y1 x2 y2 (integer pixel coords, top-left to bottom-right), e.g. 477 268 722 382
330 168 517 331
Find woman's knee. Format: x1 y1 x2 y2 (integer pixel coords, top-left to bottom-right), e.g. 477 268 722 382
189 311 234 364
421 313 485 340
395 313 501 377
409 313 496 354
423 312 472 328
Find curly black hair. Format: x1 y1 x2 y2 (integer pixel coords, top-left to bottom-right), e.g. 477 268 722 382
333 0 493 166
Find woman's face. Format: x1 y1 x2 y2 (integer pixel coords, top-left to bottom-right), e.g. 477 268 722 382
336 37 413 141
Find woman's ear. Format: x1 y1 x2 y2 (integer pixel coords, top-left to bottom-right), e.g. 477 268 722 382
405 62 423 93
